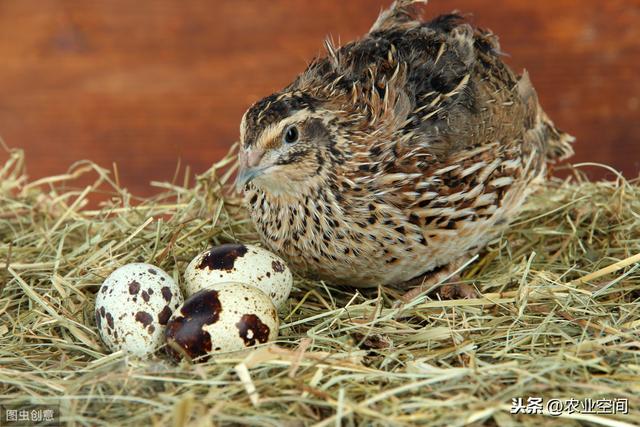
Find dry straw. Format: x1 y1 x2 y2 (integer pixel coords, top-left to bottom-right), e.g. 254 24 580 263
1 143 638 426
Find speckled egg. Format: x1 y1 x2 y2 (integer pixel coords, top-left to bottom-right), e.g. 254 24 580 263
95 263 183 357
165 283 279 362
183 244 292 309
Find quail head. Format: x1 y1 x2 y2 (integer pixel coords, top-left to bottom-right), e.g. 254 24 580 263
235 0 574 290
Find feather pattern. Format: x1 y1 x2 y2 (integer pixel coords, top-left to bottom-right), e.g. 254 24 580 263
237 1 574 287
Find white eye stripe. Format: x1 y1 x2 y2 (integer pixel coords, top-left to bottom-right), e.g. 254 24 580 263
239 110 249 145
254 109 311 148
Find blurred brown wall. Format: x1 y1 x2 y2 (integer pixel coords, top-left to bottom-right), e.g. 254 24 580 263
0 0 638 195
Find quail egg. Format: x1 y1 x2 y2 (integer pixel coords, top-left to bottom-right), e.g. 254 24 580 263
95 263 183 357
165 283 279 362
184 244 292 309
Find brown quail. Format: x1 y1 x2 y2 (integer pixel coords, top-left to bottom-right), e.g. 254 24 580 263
235 0 574 294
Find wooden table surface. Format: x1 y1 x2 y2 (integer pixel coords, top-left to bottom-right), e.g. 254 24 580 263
0 1 638 195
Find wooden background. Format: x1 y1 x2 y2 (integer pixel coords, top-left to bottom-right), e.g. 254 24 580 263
0 0 639 196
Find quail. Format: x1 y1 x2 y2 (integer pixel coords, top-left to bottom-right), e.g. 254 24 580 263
235 0 574 296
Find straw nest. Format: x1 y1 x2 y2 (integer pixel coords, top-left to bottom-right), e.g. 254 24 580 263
1 143 639 427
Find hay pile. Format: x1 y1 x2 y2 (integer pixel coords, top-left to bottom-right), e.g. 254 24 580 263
1 144 639 427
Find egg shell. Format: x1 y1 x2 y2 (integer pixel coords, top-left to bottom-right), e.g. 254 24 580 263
165 283 279 362
183 244 292 309
95 263 183 357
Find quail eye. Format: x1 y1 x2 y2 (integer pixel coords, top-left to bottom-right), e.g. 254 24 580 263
283 126 299 144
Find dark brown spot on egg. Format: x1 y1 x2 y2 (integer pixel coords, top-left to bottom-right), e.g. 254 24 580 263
148 288 154 295
101 285 108 294
266 272 271 278
197 244 248 271
148 325 155 334
141 290 150 302
271 260 285 273
236 314 270 347
161 287 172 302
158 305 172 325
135 311 153 327
128 281 140 295
106 312 114 329
165 289 222 362
99 306 105 317
148 268 157 275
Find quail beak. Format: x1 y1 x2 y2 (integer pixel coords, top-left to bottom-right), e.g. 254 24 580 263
235 147 266 191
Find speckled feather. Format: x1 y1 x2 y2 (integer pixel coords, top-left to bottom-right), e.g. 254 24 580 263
237 0 574 287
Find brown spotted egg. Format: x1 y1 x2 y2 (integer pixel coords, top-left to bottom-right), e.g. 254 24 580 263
165 283 279 362
183 244 292 309
95 263 183 357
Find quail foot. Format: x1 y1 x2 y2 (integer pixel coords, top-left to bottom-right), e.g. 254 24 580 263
235 0 574 299
396 255 478 302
